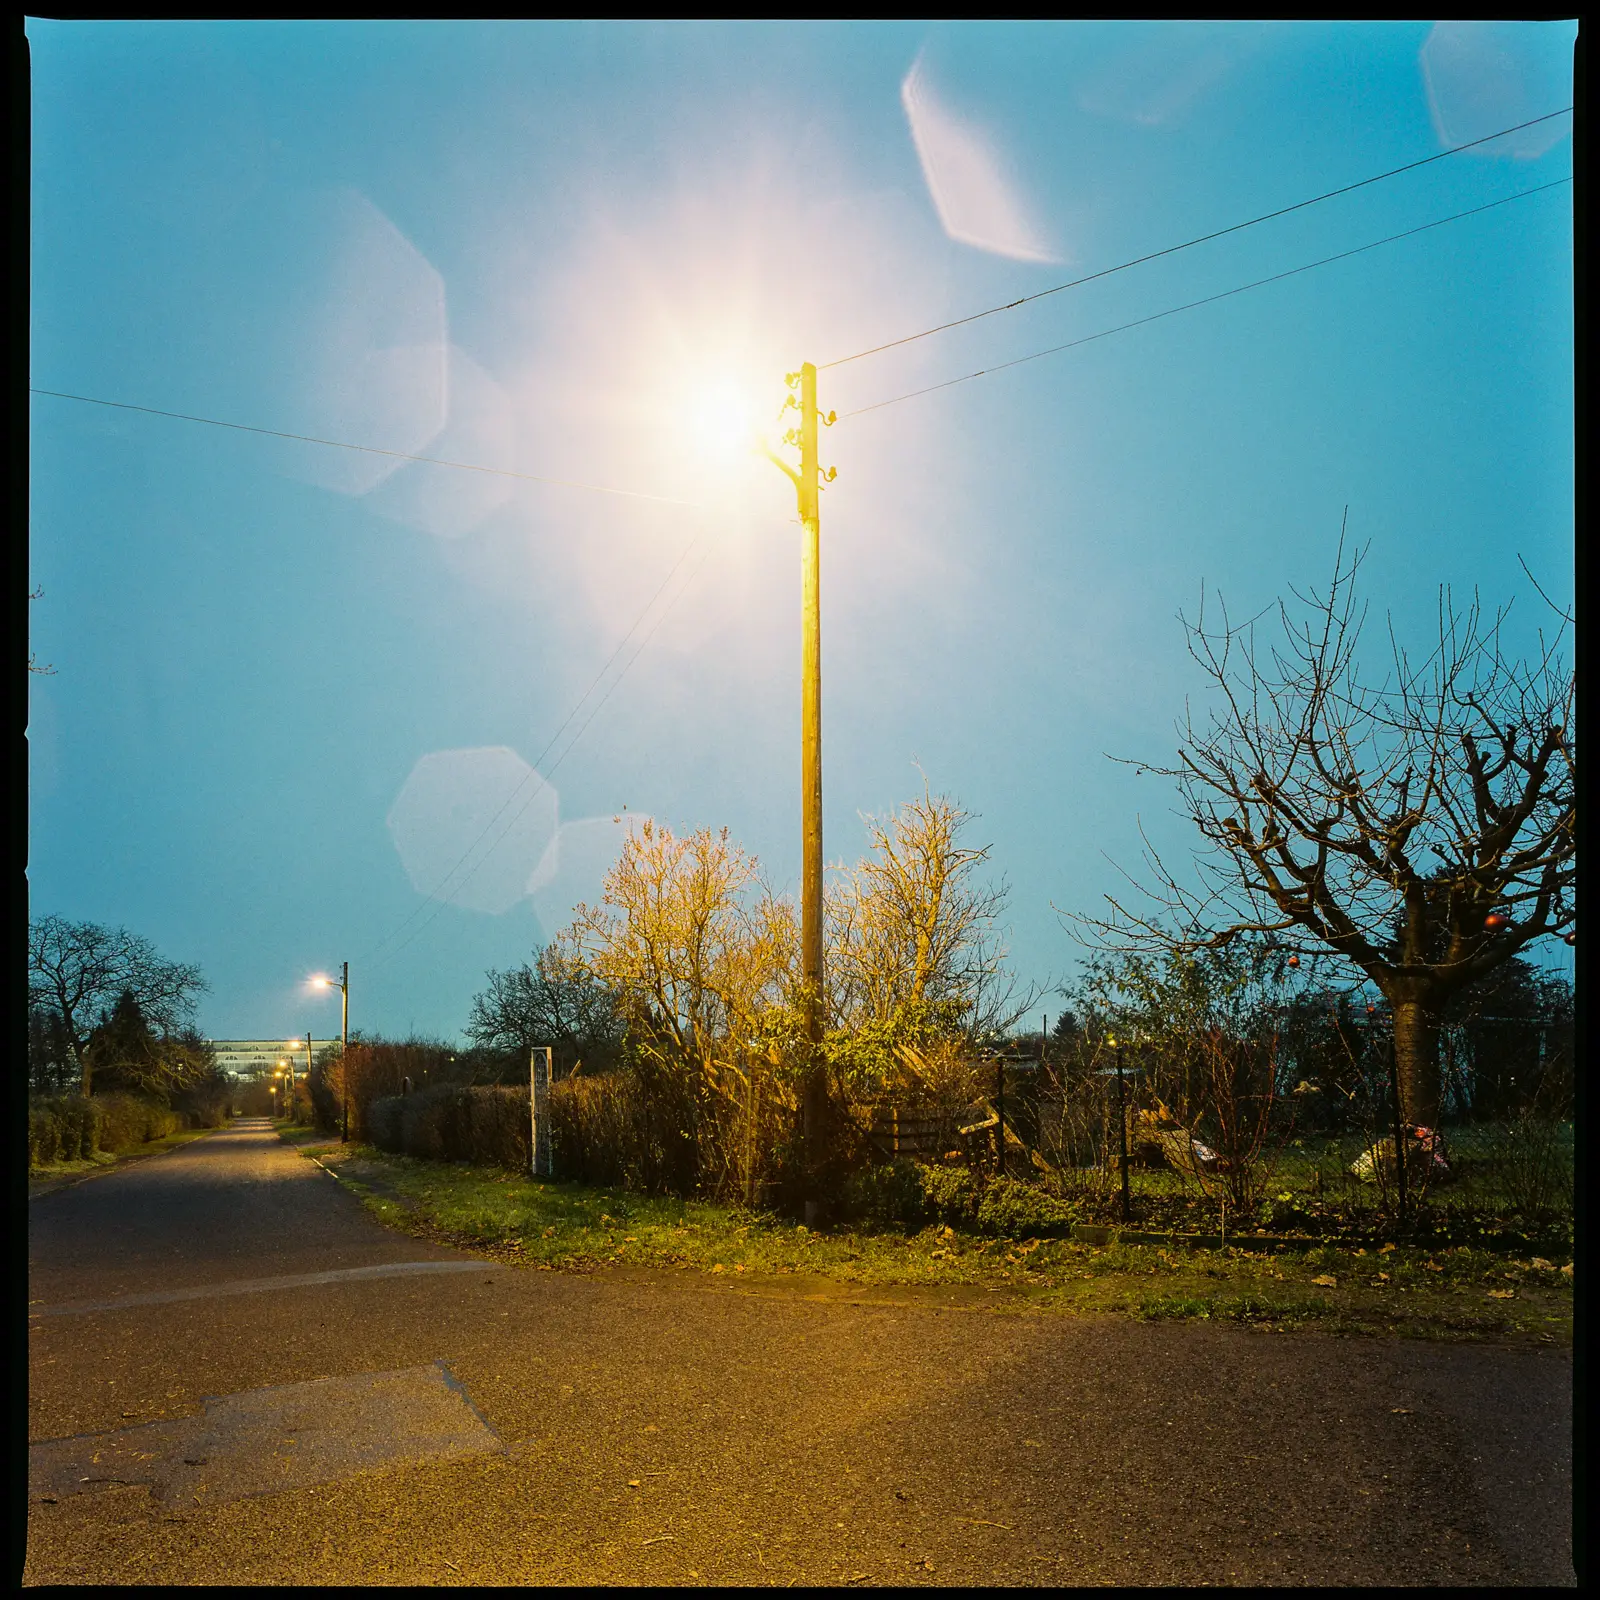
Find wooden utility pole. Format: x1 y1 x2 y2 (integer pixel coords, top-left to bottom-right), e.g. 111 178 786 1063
766 363 836 1196
797 363 825 1160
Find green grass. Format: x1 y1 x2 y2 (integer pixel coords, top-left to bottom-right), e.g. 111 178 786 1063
1027 1126 1573 1255
28 1126 216 1191
294 1136 1572 1345
1270 1126 1574 1212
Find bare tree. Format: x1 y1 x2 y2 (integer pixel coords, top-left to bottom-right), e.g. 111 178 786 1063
27 916 208 1096
828 786 1035 1045
1085 536 1575 1128
467 940 626 1077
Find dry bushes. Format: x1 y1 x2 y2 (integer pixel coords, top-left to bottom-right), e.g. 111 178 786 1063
363 1070 789 1200
548 1073 690 1193
367 1084 530 1171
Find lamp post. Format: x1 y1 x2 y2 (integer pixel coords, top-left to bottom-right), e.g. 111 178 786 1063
313 963 350 1142
762 363 835 1205
284 1037 315 1125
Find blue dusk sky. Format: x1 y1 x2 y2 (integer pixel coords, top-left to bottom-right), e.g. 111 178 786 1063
27 21 1575 1042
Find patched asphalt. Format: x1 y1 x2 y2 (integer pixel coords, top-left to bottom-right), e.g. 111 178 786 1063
24 1119 1575 1586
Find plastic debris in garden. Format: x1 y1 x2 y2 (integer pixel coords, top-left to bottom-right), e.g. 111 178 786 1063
1156 1126 1221 1173
1126 1106 1219 1174
1351 1124 1450 1184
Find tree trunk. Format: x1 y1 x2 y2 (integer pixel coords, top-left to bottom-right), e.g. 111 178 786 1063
1392 996 1440 1129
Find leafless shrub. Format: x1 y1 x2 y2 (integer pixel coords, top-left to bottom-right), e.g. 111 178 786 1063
1492 1089 1573 1215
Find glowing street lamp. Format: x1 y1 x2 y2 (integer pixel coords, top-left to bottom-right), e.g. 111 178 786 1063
311 962 350 1142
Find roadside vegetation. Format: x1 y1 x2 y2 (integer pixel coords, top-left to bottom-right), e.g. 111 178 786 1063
281 1128 1571 1345
28 1115 215 1191
279 554 1572 1336
27 917 232 1179
32 551 1573 1346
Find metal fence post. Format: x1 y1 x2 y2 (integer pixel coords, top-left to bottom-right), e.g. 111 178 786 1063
1117 1048 1131 1224
996 1059 1006 1178
1388 1034 1408 1230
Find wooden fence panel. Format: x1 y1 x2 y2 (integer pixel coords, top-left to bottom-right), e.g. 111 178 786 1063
868 1108 955 1161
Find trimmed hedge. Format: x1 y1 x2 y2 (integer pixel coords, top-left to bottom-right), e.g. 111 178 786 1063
28 1094 186 1168
550 1073 695 1194
368 1084 531 1172
95 1094 183 1152
366 1074 699 1192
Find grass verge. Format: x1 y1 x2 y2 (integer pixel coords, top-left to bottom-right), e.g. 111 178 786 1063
291 1136 1572 1346
28 1126 216 1196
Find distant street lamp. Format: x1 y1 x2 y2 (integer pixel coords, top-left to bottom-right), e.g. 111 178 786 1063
281 1040 312 1125
311 963 350 1141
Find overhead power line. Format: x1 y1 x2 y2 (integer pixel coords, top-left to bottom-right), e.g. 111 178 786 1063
25 392 746 974
360 535 704 969
28 388 700 509
842 176 1571 419
370 546 710 969
822 106 1573 372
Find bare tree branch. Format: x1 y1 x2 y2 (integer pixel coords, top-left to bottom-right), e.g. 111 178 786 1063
1067 534 1575 1125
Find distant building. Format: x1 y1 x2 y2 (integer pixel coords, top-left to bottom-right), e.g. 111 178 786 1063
207 1038 340 1081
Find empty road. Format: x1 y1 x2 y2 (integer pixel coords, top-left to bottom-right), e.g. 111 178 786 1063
25 1120 1574 1585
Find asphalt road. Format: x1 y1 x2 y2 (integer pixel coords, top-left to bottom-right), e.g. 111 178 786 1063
24 1120 1575 1586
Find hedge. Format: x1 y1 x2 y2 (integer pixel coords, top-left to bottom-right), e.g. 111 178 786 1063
368 1084 531 1172
366 1074 692 1191
27 1093 187 1168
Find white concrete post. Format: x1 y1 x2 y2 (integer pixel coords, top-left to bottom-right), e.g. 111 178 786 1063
530 1046 553 1178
